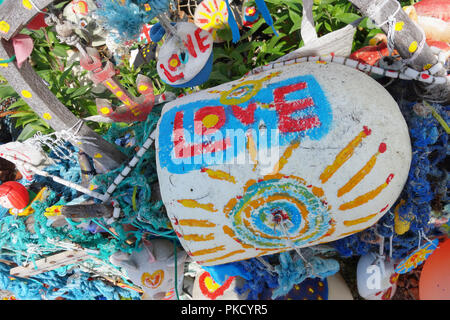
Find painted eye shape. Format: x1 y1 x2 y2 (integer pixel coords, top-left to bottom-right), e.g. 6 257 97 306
179 51 188 64
79 18 88 28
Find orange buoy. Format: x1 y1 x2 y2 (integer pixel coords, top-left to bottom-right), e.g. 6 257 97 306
419 238 450 300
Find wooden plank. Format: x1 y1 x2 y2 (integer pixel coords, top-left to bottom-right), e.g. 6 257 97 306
0 39 128 171
61 204 114 219
0 0 55 40
9 250 92 278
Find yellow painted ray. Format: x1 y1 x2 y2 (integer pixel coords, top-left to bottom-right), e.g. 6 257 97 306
178 199 218 212
320 127 372 184
338 174 394 211
201 168 236 184
178 219 217 228
337 143 387 197
267 141 300 176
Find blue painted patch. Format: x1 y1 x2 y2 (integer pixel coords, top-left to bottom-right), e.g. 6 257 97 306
158 74 333 174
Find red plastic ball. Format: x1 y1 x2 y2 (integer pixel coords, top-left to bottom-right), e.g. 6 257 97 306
0 181 29 210
419 238 450 300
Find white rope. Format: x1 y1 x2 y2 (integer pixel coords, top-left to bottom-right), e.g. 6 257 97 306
276 217 321 278
101 129 157 202
247 55 450 85
420 229 439 249
0 153 105 201
255 256 276 274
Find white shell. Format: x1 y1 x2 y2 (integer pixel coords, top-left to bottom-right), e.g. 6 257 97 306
155 61 412 266
63 0 106 46
194 0 229 42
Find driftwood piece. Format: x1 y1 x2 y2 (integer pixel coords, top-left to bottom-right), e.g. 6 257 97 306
61 204 114 219
348 0 449 102
0 0 54 41
10 250 91 278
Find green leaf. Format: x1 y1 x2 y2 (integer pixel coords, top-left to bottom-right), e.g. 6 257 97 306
58 64 76 87
47 31 57 46
7 99 27 110
288 10 302 33
335 12 361 24
0 85 18 98
8 111 34 118
52 0 70 9
53 45 68 57
69 86 91 98
240 18 265 40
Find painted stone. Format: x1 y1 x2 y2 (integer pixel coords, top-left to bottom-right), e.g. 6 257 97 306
419 238 450 300
192 270 248 300
157 22 213 88
155 61 412 266
109 239 188 300
357 253 399 300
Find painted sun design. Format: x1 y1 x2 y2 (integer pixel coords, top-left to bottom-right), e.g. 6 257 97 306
195 0 229 39
173 124 394 265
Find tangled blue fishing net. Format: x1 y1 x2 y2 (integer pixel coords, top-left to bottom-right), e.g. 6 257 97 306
0 108 170 299
96 0 172 41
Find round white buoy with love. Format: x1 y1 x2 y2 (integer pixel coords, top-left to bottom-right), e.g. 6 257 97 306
157 22 213 88
155 61 412 266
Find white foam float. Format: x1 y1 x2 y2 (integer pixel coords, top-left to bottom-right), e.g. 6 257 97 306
157 22 213 88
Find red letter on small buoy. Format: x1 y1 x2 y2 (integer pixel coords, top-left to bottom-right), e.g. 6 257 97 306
194 28 211 53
